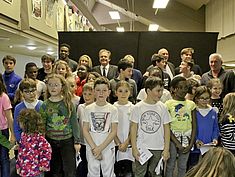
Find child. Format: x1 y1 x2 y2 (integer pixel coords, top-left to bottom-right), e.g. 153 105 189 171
25 62 47 100
14 78 43 142
185 78 200 100
207 78 223 117
0 73 15 177
76 83 95 177
165 76 197 177
219 93 235 155
109 59 137 104
53 60 72 78
66 76 80 108
40 74 80 177
185 147 235 177
113 80 134 176
86 71 101 83
75 65 88 97
131 76 171 177
37 54 55 81
16 109 52 177
189 86 219 167
83 77 118 177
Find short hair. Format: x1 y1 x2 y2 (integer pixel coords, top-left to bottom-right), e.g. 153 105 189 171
207 78 223 89
170 76 187 89
116 80 131 91
151 54 164 66
99 49 111 58
183 61 194 69
25 62 37 71
2 55 16 64
19 78 37 91
117 59 133 72
18 109 45 134
193 86 211 102
187 78 200 94
60 43 71 51
149 66 163 81
144 76 164 93
94 76 110 89
209 53 223 63
41 54 55 63
124 55 135 62
181 47 194 55
83 83 94 92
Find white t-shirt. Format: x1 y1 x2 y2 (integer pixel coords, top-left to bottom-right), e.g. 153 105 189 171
114 101 135 161
37 80 46 99
131 101 171 150
83 102 118 147
137 88 172 103
77 103 86 144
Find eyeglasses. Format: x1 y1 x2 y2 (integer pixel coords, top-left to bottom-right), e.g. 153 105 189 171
47 83 62 88
23 88 37 94
198 97 210 101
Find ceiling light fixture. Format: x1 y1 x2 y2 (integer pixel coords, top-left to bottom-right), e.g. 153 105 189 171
116 27 124 32
47 51 54 55
26 46 37 50
153 0 169 8
109 11 120 19
148 24 159 31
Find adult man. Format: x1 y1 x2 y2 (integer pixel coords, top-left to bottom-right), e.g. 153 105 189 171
92 49 118 80
158 48 175 79
59 43 77 72
175 48 202 75
201 53 235 96
2 55 22 104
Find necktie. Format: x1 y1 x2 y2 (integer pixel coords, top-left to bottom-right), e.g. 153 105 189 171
103 67 106 77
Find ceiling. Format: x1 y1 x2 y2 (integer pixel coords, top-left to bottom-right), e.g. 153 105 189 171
0 0 210 58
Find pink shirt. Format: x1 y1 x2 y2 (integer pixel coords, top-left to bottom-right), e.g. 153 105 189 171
0 93 12 130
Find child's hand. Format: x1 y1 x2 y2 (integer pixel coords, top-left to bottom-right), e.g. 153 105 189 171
39 167 49 172
176 143 184 152
132 147 140 161
118 143 128 152
74 144 81 154
162 150 170 161
92 146 102 159
182 146 191 153
212 139 218 146
10 135 16 145
196 140 204 149
16 169 20 175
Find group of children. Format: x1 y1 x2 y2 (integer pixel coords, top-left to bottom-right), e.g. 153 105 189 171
0 54 235 177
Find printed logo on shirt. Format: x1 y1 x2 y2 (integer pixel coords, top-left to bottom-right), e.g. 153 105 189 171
91 112 110 133
140 111 161 134
174 104 190 121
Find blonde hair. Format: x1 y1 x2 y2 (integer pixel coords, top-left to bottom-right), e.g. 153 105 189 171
46 74 73 117
78 55 93 68
220 93 235 123
185 147 235 177
53 60 72 78
83 82 94 92
207 78 223 89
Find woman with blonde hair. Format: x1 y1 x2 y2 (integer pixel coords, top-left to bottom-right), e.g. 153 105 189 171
78 55 93 70
185 147 235 177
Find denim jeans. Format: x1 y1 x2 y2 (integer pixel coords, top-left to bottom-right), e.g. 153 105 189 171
47 137 76 177
0 129 10 177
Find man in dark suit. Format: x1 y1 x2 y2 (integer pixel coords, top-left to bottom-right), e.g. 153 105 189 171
92 49 118 80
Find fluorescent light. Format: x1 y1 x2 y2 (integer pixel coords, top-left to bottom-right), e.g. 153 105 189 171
116 27 124 32
47 51 54 55
109 11 120 20
8 45 13 48
148 24 159 31
27 46 37 50
153 0 169 8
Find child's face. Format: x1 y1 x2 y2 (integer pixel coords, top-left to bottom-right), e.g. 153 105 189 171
47 78 63 97
94 84 110 103
83 89 95 104
42 59 53 70
77 65 88 79
26 66 38 80
67 81 77 95
196 92 210 108
211 83 222 98
174 81 188 100
3 59 15 73
87 74 97 83
115 86 130 103
148 85 163 102
56 64 67 77
22 87 37 103
121 67 133 79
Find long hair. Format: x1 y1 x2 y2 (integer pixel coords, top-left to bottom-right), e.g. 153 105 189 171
185 147 235 177
53 60 72 78
78 54 93 69
46 74 73 117
0 73 7 95
220 93 235 123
